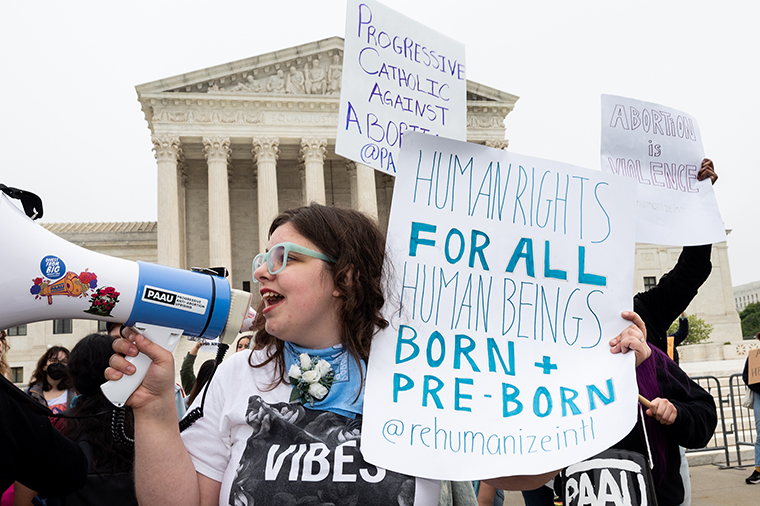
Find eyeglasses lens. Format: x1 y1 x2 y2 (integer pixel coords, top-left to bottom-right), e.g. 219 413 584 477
269 245 286 273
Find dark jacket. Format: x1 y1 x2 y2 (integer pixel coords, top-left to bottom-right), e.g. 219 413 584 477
62 436 138 506
1 376 86 494
614 356 717 506
28 383 76 412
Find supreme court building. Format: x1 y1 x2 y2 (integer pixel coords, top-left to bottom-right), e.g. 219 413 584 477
4 37 743 384
138 36 516 289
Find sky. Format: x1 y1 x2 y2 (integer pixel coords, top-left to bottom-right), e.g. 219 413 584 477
1 0 758 285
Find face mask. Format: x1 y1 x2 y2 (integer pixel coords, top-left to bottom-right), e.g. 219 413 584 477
47 362 67 381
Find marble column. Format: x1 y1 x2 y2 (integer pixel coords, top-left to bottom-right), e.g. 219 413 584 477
298 162 307 204
381 174 395 212
253 137 280 253
356 163 378 221
177 161 188 269
300 138 327 205
152 135 183 268
346 162 378 220
203 137 233 284
346 162 358 209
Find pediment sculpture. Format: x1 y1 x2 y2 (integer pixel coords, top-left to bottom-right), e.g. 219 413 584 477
171 52 343 97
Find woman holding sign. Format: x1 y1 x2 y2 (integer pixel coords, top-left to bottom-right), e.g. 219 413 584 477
106 203 554 506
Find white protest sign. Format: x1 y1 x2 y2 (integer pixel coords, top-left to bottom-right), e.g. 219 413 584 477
186 335 220 355
363 133 640 480
336 0 466 174
600 94 725 246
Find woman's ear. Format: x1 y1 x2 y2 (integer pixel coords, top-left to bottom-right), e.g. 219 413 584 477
333 264 358 297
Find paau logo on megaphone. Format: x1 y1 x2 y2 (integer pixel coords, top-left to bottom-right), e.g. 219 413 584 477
29 254 121 318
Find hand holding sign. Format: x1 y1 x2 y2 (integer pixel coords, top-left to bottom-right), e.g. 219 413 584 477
608 311 651 366
698 158 718 185
646 397 678 425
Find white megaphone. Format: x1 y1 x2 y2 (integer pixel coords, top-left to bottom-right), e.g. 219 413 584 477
0 193 254 407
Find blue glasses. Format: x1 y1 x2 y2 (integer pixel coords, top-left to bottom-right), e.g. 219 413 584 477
252 242 336 281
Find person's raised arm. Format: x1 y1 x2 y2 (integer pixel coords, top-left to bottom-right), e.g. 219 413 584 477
106 330 219 506
671 313 689 347
180 341 202 394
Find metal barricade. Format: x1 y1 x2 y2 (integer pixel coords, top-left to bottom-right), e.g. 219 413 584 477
728 373 757 469
686 375 732 467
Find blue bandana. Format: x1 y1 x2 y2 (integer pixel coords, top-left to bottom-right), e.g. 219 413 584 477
283 341 365 419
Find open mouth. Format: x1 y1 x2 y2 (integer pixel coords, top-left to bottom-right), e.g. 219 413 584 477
261 291 284 307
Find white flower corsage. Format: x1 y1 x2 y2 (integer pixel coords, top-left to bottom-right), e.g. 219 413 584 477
288 353 335 406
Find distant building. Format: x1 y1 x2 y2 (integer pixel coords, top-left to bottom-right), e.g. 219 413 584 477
734 280 760 313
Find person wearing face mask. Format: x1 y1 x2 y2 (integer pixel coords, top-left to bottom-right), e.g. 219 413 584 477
27 346 76 419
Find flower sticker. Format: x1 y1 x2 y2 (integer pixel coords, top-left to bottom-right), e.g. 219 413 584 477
288 353 335 406
83 286 121 317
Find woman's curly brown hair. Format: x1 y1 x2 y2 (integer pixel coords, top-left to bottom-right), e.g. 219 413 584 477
251 203 388 395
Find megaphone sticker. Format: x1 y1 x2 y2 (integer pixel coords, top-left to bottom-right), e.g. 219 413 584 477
40 255 66 280
83 286 121 317
141 285 207 315
29 258 122 318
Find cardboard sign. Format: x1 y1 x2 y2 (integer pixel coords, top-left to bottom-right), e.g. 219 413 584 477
600 94 725 246
362 133 640 479
749 349 760 385
336 0 466 174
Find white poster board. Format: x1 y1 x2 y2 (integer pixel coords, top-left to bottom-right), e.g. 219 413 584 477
336 0 466 175
600 94 725 246
363 133 640 480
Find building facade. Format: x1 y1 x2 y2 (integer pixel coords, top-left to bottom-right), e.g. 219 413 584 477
136 37 517 287
734 280 760 313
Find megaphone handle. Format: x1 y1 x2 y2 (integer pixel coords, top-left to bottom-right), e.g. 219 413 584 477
101 323 183 407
